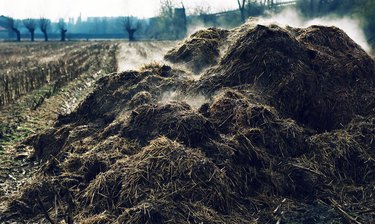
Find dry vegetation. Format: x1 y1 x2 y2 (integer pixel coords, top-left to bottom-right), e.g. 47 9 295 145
164 28 229 74
1 22 375 224
0 42 117 107
0 41 118 202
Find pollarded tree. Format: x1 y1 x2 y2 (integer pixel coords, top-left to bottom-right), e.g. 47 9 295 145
58 20 68 41
6 17 21 42
122 16 139 41
23 18 37 41
39 18 51 41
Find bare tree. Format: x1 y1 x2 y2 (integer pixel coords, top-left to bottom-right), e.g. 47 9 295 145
122 17 138 41
160 0 174 19
23 18 36 41
158 0 180 39
58 20 68 41
238 0 247 22
39 18 50 41
6 17 21 42
238 0 260 22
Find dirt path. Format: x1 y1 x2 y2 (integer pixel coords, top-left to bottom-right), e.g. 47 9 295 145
117 41 176 71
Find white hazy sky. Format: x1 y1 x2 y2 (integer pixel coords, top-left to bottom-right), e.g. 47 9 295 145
0 0 238 20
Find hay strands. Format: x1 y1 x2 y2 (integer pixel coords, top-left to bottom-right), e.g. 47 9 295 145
36 194 56 224
322 198 364 224
289 163 327 178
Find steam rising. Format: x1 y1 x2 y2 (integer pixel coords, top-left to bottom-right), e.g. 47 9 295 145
258 8 371 53
160 90 208 109
117 41 176 72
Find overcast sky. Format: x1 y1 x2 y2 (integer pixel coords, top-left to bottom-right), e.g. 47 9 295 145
0 0 238 20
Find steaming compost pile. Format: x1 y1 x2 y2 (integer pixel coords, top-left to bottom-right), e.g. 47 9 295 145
1 22 375 223
165 28 229 73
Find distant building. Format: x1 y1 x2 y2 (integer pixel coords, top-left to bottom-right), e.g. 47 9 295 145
174 8 187 39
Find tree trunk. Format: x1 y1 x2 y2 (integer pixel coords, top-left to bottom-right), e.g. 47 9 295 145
247 1 251 18
240 9 245 22
31 30 35 42
16 31 20 42
127 29 136 41
237 0 246 23
12 28 21 42
42 30 48 41
61 29 67 41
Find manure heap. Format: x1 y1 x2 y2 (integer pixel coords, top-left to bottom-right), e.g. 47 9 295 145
1 22 375 223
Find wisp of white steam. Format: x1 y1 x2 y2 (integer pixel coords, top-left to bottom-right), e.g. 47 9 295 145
258 8 372 53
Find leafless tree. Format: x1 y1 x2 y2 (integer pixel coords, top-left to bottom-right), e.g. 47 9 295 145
58 20 68 41
158 0 181 39
6 17 21 42
122 17 139 41
160 0 174 19
238 0 261 22
191 3 211 17
238 0 247 22
39 18 51 41
23 18 36 41
253 0 274 8
192 4 212 25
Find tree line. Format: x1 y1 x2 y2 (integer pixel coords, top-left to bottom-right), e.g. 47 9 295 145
3 0 374 45
5 17 68 42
